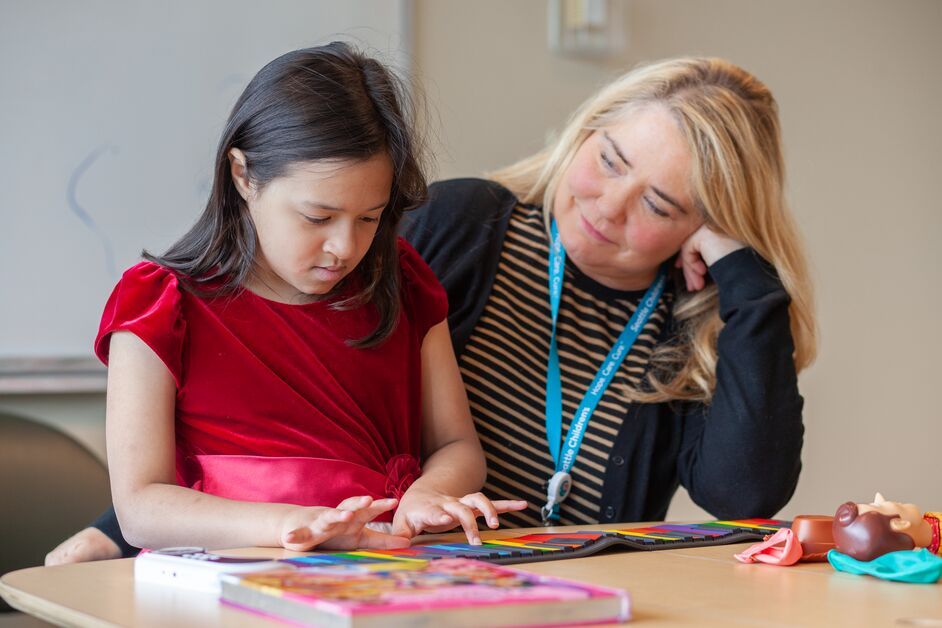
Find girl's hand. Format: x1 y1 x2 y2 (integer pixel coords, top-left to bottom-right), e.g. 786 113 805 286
280 496 411 551
675 224 746 291
45 527 123 565
391 486 527 545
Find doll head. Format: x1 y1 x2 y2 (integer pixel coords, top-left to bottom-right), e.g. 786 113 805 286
857 493 932 549
832 501 915 562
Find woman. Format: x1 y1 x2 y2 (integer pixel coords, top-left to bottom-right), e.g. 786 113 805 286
402 56 814 528
48 56 815 562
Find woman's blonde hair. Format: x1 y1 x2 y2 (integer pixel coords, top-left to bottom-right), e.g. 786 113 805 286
492 57 816 403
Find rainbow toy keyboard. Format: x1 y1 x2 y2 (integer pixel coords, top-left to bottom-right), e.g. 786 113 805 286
284 518 789 567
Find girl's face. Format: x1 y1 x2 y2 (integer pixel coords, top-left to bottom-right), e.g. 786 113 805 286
235 152 393 302
553 105 703 290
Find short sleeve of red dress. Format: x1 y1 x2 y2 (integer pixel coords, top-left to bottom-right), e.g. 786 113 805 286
94 261 186 387
397 238 448 340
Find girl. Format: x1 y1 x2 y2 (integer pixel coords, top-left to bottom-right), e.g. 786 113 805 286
56 42 525 559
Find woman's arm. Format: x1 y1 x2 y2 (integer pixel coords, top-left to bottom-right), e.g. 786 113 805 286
391 321 526 542
107 331 407 551
400 178 517 356
675 246 804 518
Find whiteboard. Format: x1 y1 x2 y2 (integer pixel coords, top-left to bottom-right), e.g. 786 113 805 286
0 0 410 359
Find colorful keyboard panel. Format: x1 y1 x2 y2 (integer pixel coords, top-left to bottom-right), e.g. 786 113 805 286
284 519 789 567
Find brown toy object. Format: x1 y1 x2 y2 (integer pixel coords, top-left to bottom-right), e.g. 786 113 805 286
790 515 835 561
832 500 915 562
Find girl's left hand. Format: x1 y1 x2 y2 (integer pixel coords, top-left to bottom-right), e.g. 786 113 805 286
675 224 746 291
391 487 527 545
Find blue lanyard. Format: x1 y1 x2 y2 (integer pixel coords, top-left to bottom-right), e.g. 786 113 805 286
544 219 666 520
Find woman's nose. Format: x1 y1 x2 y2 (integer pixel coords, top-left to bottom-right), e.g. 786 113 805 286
596 182 640 224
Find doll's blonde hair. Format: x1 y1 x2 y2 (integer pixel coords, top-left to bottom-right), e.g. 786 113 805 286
492 57 816 402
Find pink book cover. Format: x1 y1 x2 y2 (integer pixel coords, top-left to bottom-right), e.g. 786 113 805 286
220 558 630 627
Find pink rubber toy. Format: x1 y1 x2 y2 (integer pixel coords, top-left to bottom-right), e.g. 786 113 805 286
734 527 803 566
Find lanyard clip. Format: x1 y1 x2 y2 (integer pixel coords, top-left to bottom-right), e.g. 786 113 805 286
541 471 571 526
541 503 558 526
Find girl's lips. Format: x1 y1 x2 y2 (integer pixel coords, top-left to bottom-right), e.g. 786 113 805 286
313 266 345 281
580 214 614 244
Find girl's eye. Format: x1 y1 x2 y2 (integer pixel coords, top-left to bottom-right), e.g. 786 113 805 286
643 196 670 218
304 216 329 225
360 216 380 224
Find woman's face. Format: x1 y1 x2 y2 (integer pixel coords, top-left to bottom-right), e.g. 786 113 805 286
553 105 703 290
239 153 393 302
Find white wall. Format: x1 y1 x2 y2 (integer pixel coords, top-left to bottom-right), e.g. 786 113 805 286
414 0 942 519
0 0 409 359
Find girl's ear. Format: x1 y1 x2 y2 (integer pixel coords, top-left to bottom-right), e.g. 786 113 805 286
228 148 253 202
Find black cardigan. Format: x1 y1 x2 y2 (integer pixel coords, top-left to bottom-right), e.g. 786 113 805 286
401 178 805 524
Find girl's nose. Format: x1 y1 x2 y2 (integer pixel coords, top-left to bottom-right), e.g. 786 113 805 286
323 224 356 261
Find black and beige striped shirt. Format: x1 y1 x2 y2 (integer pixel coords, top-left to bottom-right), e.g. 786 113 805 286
458 202 673 527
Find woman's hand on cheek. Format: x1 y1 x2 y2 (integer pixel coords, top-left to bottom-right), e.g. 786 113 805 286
676 224 746 291
280 496 410 551
391 486 528 545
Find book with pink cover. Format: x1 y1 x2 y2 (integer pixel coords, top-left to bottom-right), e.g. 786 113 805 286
220 558 630 627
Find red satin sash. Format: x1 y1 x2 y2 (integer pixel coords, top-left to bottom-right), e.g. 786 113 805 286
183 453 421 522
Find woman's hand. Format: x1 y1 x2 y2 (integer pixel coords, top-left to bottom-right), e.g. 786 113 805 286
391 486 527 545
280 496 410 551
675 224 746 291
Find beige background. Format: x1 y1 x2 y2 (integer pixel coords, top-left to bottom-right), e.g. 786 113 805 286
412 0 942 520
3 0 939 523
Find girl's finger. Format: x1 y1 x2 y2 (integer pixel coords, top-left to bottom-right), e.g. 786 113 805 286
318 508 356 527
410 506 454 537
336 495 373 511
390 513 417 539
359 528 413 550
294 508 364 549
442 501 482 545
282 526 315 551
307 508 356 538
284 514 351 551
490 499 528 514
351 498 399 522
459 493 500 529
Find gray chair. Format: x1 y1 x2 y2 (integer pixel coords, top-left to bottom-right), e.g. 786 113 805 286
0 411 111 613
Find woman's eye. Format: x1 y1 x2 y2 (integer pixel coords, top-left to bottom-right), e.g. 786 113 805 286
360 216 380 224
304 215 329 225
599 150 618 173
643 196 670 218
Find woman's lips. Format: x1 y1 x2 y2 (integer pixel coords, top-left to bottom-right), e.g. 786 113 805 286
580 214 614 244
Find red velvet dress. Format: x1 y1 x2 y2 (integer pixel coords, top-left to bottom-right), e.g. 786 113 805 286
95 239 447 521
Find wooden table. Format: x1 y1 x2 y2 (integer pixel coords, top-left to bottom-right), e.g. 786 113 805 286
2 524 941 627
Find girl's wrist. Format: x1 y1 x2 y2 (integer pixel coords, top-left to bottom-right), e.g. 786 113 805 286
278 505 319 537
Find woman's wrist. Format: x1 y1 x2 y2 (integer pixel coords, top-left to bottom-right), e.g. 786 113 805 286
702 235 747 267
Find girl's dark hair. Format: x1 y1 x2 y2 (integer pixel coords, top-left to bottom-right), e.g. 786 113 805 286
145 42 427 347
